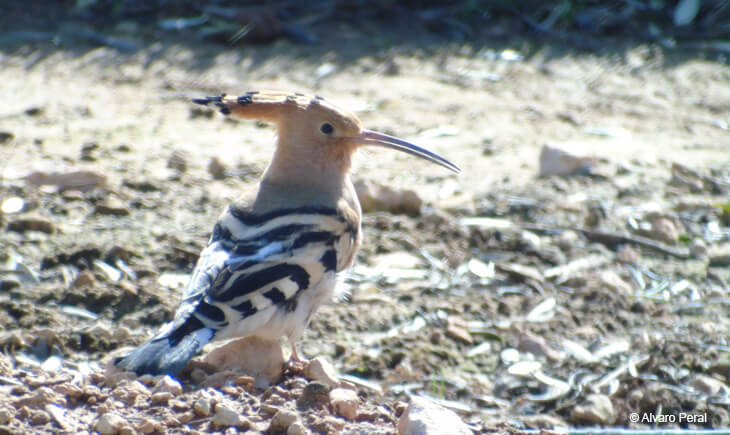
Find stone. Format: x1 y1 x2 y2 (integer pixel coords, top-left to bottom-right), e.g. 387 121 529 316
208 156 228 179
95 412 125 435
597 270 633 296
29 409 50 425
287 421 307 435
397 396 471 435
0 131 14 143
194 398 212 417
571 394 615 425
73 270 97 288
445 317 474 345
303 356 339 389
648 217 679 245
270 409 298 431
354 179 422 216
329 388 359 420
298 381 331 410
7 214 55 234
708 243 730 266
95 198 131 216
24 170 107 191
692 374 729 396
538 144 595 177
150 392 173 404
138 418 157 434
213 403 245 427
0 407 13 424
167 150 188 172
154 375 183 395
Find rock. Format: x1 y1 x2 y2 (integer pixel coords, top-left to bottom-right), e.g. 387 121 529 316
7 214 55 234
167 150 188 173
538 144 596 177
1 197 24 214
617 245 640 264
24 170 107 191
298 381 331 410
270 409 299 431
112 380 148 405
72 270 97 288
445 317 473 345
571 394 615 425
95 412 125 435
0 407 13 424
648 217 679 245
518 331 565 362
354 179 423 216
304 356 340 388
29 409 50 425
81 142 100 161
208 156 228 179
194 398 212 416
213 403 246 427
690 238 708 258
150 392 172 404
692 374 729 396
201 336 284 387
708 243 730 266
138 418 156 434
329 388 359 420
397 396 471 435
153 375 183 395
287 421 307 435
0 131 14 143
95 198 131 216
597 270 633 296
1 278 21 291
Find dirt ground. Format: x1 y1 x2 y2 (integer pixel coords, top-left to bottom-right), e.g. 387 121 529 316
1 6 729 434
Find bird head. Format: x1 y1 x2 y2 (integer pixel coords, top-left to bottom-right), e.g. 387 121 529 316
193 91 460 174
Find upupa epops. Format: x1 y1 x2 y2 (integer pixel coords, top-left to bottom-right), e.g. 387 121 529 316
115 91 459 376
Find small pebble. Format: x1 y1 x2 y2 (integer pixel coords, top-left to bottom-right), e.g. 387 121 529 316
194 398 212 416
150 392 173 404
7 215 55 234
0 131 14 143
303 356 339 388
154 375 183 395
329 388 359 420
95 199 131 216
213 403 243 427
287 421 307 435
138 418 157 434
95 412 125 435
208 156 227 179
571 394 615 425
0 408 13 424
29 409 50 425
270 409 298 431
73 270 97 288
167 150 188 173
297 381 331 410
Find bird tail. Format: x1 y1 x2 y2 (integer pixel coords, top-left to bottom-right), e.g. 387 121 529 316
115 319 215 376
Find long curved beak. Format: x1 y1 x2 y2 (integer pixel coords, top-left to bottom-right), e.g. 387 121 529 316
351 129 460 173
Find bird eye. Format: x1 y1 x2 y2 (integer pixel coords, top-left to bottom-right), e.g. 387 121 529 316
320 123 334 135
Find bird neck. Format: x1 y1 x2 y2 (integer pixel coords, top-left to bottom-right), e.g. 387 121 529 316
255 145 356 212
261 137 353 198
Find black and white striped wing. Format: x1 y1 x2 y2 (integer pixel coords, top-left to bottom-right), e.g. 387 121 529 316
169 205 358 338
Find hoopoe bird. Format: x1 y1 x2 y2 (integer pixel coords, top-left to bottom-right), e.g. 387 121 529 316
115 91 459 376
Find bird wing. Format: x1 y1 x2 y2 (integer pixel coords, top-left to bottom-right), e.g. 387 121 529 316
162 204 359 339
